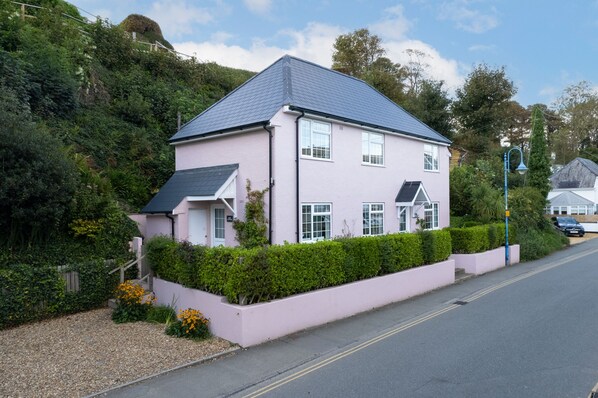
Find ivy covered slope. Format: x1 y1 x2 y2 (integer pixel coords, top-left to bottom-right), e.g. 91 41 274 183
0 0 254 262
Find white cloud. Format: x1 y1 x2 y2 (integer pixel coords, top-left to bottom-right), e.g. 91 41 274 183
210 31 235 43
243 0 272 15
369 5 412 41
147 0 214 38
437 1 499 33
174 22 342 71
173 6 465 95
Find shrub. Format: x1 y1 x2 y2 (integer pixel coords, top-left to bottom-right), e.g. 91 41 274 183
0 264 65 328
337 236 381 282
111 280 155 323
431 230 452 262
267 241 345 299
165 308 210 339
517 227 568 261
146 235 179 281
449 226 489 254
379 234 423 273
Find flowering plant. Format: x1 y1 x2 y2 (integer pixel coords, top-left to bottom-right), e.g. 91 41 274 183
112 280 155 323
166 308 210 339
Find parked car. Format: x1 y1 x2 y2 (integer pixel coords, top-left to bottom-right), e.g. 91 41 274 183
552 216 585 237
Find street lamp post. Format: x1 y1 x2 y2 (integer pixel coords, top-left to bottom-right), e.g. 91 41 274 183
504 147 528 266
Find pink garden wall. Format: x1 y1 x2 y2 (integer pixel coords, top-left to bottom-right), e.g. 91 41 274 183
154 258 455 347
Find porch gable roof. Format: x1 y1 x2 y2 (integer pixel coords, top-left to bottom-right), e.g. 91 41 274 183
141 164 238 214
395 181 431 206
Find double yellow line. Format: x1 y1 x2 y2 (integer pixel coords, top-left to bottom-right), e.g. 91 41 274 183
242 246 598 398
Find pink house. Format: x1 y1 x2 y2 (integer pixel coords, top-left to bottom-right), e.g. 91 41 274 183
141 55 451 246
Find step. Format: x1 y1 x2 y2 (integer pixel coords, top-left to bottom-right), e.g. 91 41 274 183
454 268 474 283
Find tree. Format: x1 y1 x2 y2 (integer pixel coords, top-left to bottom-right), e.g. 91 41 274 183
452 64 516 159
332 28 385 77
0 87 78 243
527 106 552 198
331 28 406 104
403 49 430 97
502 101 530 148
551 81 598 163
404 79 453 139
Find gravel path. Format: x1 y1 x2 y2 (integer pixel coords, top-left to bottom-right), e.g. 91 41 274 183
0 308 235 397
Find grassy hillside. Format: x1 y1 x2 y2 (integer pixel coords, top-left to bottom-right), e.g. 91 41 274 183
0 0 254 260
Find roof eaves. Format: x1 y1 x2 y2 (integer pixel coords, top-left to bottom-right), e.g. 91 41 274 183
169 121 271 144
288 106 451 145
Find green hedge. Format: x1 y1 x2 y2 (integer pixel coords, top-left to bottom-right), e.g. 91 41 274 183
0 260 118 329
448 223 508 254
147 230 453 305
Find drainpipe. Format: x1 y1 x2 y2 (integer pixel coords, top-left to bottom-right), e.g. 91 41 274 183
263 124 274 244
165 213 175 240
295 111 305 243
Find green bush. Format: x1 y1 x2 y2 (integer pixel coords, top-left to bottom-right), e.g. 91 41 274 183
449 226 490 254
337 236 381 282
267 241 345 298
145 235 179 281
0 259 117 329
146 230 456 305
431 230 452 263
518 227 568 261
61 260 119 313
0 264 64 328
379 234 423 273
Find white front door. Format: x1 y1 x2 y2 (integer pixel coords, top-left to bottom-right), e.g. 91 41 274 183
188 209 207 245
211 205 226 247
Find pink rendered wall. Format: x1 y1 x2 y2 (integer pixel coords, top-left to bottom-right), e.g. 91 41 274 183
174 130 270 245
145 214 174 239
270 110 450 243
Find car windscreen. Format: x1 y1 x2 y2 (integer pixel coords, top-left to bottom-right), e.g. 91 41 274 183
557 217 577 224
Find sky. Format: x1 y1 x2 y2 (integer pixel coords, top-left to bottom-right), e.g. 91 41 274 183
67 0 598 107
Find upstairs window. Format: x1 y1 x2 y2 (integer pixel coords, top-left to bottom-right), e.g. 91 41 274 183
362 132 384 165
424 144 439 171
301 119 331 160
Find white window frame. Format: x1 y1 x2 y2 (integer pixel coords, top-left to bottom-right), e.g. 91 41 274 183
301 203 332 242
423 203 439 230
552 206 567 215
363 203 384 236
398 206 408 232
300 119 332 160
362 132 384 165
424 144 439 171
570 205 587 215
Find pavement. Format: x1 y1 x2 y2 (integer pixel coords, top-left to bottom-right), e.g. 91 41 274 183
101 237 598 398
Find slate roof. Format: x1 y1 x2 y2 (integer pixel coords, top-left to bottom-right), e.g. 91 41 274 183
170 55 450 145
549 191 594 207
551 157 598 189
141 164 238 213
577 157 598 176
395 181 431 205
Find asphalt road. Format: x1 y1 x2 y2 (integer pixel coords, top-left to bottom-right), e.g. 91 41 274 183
103 239 598 398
